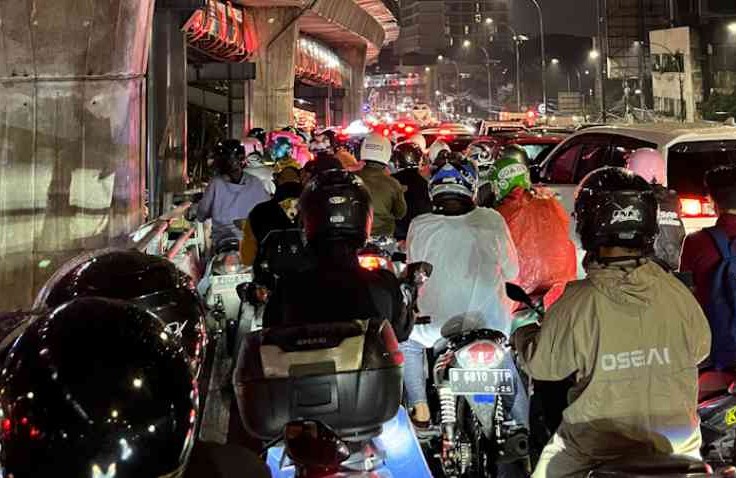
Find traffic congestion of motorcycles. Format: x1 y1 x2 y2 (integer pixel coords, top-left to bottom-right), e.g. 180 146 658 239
2 115 736 478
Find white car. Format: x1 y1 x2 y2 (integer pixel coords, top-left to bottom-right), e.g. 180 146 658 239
539 124 736 273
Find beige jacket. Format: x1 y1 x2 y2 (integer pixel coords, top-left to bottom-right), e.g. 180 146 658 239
515 259 711 465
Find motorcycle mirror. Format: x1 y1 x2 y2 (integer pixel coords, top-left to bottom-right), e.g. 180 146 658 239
406 261 433 286
506 283 535 310
283 420 350 468
236 282 249 302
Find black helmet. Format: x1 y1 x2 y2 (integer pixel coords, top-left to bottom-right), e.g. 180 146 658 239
574 167 659 253
391 142 423 171
0 297 197 478
300 170 373 248
34 249 207 376
247 127 267 146
214 139 246 161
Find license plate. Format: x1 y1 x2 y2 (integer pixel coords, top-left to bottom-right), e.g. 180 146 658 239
448 368 514 395
211 273 251 292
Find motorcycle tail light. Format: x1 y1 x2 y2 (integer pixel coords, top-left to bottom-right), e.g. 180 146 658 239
456 341 504 369
358 254 394 273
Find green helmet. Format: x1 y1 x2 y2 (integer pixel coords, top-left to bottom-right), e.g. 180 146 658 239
490 145 531 204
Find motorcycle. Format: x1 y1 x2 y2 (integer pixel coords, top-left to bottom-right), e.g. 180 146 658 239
505 283 723 476
418 313 530 478
234 262 434 478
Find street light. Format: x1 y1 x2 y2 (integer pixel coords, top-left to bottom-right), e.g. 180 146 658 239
485 19 526 111
485 18 494 25
462 40 494 117
425 66 431 72
525 0 547 115
551 58 560 65
462 39 472 49
437 55 461 97
437 54 444 61
728 22 736 34
589 49 601 60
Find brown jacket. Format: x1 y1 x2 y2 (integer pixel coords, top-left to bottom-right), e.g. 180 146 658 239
515 260 710 465
357 164 407 237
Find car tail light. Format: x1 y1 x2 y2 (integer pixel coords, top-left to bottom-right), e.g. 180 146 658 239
359 254 394 273
439 128 451 135
456 341 504 368
680 196 717 218
398 122 406 129
405 126 415 134
382 128 390 137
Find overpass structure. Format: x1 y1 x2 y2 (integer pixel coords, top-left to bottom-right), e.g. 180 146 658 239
0 0 398 310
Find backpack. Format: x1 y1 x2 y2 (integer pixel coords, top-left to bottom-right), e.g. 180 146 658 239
705 227 736 370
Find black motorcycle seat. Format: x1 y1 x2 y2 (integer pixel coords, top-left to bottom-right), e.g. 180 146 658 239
591 455 708 476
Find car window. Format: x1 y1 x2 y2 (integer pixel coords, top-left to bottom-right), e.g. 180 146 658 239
667 140 736 196
609 136 658 167
546 142 582 184
520 143 557 166
573 138 611 182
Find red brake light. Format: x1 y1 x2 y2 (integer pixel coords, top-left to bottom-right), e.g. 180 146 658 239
382 128 390 137
680 197 717 218
398 122 406 129
405 126 415 134
457 341 502 368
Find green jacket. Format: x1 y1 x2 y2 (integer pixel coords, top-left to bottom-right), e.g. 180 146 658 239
357 164 407 237
515 260 710 465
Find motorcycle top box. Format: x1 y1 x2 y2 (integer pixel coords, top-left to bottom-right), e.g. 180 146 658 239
234 318 404 440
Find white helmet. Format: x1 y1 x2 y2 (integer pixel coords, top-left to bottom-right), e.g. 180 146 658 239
627 148 665 185
242 137 264 157
407 133 427 152
360 132 392 166
428 139 451 164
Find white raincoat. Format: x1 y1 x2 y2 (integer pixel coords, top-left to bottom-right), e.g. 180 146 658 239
407 207 519 348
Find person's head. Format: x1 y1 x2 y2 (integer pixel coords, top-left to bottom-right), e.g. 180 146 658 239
429 152 479 215
301 153 344 185
269 136 293 162
391 141 423 172
34 248 207 376
214 139 246 182
466 141 494 168
626 148 665 185
574 167 659 261
360 132 392 169
490 145 532 205
247 127 267 146
309 134 333 155
300 170 373 253
427 139 451 166
242 137 264 158
0 297 197 478
407 133 428 152
705 164 736 215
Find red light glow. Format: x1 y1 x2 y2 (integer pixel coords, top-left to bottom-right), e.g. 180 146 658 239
405 126 415 134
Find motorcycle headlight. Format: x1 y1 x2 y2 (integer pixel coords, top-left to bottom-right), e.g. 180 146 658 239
212 252 246 275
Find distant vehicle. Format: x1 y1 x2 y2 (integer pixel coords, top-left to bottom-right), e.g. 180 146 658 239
478 120 530 136
540 124 736 276
421 123 476 152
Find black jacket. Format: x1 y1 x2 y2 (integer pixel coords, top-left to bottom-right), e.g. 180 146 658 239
263 250 411 341
392 168 431 240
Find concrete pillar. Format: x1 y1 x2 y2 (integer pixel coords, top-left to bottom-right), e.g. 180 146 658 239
0 0 154 310
150 7 188 214
339 44 368 125
250 7 299 130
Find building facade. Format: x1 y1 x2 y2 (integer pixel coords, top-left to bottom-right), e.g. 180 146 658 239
649 27 701 122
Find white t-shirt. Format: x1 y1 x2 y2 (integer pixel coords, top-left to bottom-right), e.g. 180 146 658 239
407 207 519 348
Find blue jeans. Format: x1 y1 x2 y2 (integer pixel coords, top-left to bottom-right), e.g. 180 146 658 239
399 339 529 428
400 339 427 407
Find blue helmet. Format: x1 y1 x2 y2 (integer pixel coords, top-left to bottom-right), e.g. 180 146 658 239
429 153 478 200
270 137 293 161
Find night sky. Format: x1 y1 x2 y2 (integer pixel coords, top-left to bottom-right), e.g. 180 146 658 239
512 0 597 38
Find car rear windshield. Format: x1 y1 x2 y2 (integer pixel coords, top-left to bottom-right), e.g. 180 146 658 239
667 140 736 196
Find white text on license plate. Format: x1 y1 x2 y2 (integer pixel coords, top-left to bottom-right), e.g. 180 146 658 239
449 368 514 395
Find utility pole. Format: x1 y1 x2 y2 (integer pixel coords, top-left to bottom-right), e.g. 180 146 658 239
596 0 608 122
529 0 547 114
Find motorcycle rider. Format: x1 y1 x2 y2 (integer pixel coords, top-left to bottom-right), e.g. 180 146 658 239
197 139 270 247
404 154 520 426
262 169 412 342
426 139 451 178
268 136 294 163
391 141 432 241
627 148 686 271
247 127 267 147
490 145 577 298
357 132 407 238
681 164 736 369
513 167 711 478
242 137 275 195
240 158 303 288
0 297 269 478
468 140 497 207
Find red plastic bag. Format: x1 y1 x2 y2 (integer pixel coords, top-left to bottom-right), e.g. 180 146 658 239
497 187 577 301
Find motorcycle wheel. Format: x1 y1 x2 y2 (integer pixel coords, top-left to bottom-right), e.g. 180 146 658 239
458 397 495 478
